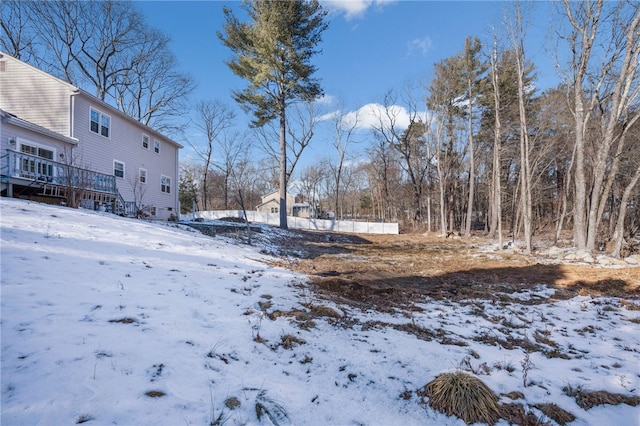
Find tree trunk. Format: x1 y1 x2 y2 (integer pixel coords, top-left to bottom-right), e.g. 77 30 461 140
488 35 502 249
465 82 475 237
611 166 640 258
427 194 432 232
437 162 447 236
562 0 599 251
555 145 575 244
279 103 288 229
511 4 533 254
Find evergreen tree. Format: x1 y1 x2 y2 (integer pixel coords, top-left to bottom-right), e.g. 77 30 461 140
218 0 328 228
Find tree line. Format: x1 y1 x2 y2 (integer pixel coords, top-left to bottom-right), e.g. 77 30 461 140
3 0 638 258
183 0 639 258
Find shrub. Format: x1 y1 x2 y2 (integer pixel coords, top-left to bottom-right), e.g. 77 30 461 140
419 371 500 425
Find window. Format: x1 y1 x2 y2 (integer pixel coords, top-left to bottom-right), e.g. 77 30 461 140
139 168 147 184
270 207 279 214
142 134 149 149
18 142 55 179
153 140 160 154
114 160 125 178
150 206 157 216
160 175 171 193
90 108 110 138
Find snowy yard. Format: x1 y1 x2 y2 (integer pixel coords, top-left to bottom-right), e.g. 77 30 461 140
1 197 639 425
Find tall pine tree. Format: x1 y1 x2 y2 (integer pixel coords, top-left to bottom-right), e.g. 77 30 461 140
218 0 328 229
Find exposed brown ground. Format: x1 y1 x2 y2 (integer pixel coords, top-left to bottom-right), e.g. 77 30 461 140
262 230 640 312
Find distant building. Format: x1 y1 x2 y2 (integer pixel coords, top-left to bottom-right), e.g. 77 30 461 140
255 190 314 218
0 52 181 220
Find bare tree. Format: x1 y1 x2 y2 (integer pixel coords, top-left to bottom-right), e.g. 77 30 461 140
507 2 534 254
255 100 322 184
366 132 400 222
216 130 250 210
559 0 640 252
58 146 92 209
191 100 236 210
15 0 194 132
610 139 640 257
230 159 273 211
114 33 196 133
299 162 328 217
459 36 487 237
427 58 466 234
128 173 148 218
429 107 450 236
487 31 504 248
372 89 430 224
330 103 360 219
29 0 144 100
0 0 37 61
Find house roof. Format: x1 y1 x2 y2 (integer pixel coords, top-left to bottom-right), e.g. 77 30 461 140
74 90 183 149
1 109 78 146
255 198 280 209
0 52 183 149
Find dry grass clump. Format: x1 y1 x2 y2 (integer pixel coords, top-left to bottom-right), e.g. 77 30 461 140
145 390 165 398
225 396 241 410
563 385 640 409
109 317 138 324
305 303 342 319
75 414 94 424
502 391 525 400
620 300 640 310
534 403 575 425
500 403 546 425
255 390 289 425
280 334 305 349
268 304 342 329
418 371 501 425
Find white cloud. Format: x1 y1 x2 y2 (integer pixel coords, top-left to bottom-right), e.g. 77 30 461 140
314 94 336 106
407 37 433 56
317 101 428 133
322 0 398 20
343 103 415 131
318 109 339 123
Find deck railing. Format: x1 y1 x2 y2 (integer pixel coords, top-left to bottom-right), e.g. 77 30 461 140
2 149 117 194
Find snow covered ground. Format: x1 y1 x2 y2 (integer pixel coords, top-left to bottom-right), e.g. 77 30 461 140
1 197 639 425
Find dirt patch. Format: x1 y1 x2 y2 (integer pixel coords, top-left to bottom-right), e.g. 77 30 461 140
264 231 640 311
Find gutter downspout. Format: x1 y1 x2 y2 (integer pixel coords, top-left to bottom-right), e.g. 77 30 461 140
69 91 79 159
69 91 79 139
175 147 180 219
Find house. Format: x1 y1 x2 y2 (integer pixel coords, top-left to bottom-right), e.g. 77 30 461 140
0 52 181 220
255 191 314 218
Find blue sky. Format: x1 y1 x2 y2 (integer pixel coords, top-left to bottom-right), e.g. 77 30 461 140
137 0 560 173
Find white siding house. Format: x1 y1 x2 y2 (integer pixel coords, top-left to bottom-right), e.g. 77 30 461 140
0 52 181 220
255 191 313 218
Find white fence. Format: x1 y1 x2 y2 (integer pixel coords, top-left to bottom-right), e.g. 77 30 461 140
192 210 399 235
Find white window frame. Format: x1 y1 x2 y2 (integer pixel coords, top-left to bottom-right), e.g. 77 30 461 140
16 139 57 180
142 134 149 149
139 168 147 184
114 160 125 179
160 175 171 194
153 140 161 154
90 107 111 138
